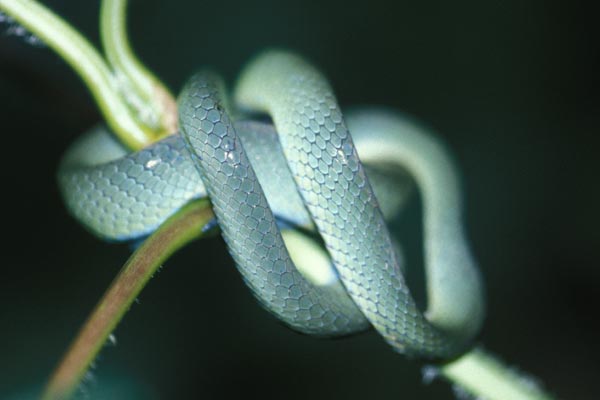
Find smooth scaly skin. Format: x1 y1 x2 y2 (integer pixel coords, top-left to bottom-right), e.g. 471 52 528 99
59 122 409 240
58 121 410 240
58 51 483 358
344 110 484 341
177 72 370 335
58 122 311 241
234 51 481 358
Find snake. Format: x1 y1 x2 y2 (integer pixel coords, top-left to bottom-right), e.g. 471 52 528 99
58 50 484 359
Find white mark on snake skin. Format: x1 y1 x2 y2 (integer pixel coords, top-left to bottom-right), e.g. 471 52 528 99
337 148 348 165
223 139 236 151
145 159 160 169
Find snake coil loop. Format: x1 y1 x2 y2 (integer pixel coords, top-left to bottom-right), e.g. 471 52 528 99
59 51 484 359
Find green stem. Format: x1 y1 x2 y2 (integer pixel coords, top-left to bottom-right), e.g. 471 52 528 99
41 200 214 400
0 0 156 150
438 347 556 400
100 0 178 136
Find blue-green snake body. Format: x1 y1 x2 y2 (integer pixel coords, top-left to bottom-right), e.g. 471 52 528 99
59 51 484 358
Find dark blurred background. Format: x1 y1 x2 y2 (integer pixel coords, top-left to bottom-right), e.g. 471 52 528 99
1 0 598 399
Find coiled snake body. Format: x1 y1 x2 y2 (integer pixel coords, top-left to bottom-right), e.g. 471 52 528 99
59 51 484 359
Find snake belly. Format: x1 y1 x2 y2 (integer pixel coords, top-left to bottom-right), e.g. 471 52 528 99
59 51 483 359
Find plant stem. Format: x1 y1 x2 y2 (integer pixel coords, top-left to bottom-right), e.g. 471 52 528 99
41 200 215 400
437 346 556 400
100 0 177 136
0 0 157 150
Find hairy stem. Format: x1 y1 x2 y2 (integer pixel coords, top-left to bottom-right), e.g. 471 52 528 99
436 347 555 400
41 200 214 400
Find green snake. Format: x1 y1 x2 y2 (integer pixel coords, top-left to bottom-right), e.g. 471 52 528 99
58 51 484 359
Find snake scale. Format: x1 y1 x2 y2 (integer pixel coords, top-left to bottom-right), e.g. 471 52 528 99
58 51 484 359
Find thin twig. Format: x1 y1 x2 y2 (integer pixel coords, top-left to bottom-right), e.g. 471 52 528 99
0 0 159 149
100 0 178 135
41 200 214 400
438 346 556 400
